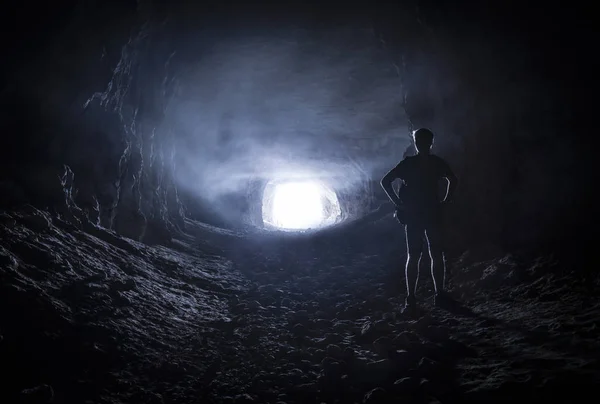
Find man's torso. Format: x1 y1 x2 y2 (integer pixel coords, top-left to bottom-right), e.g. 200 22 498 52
396 154 449 220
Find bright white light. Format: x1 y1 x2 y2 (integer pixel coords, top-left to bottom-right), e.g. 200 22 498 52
272 182 324 229
262 180 341 231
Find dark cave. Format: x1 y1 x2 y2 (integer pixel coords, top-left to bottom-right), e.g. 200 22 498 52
0 1 596 403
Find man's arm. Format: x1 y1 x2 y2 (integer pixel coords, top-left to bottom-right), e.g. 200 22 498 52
441 161 458 202
380 165 403 207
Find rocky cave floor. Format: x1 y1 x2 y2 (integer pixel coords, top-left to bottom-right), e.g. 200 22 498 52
1 207 599 404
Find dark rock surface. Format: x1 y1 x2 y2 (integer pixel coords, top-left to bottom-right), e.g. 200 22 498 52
1 207 598 403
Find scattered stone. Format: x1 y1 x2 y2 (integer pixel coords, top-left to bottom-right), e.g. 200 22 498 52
326 344 344 358
363 387 387 403
366 358 392 376
0 248 19 271
234 393 255 403
426 396 443 404
293 382 318 393
373 320 393 333
360 320 394 340
420 378 432 391
393 332 414 349
321 356 338 368
415 357 442 379
373 336 394 357
20 384 54 403
314 318 331 328
343 347 356 360
394 376 420 393
442 318 460 327
287 368 304 378
20 208 52 232
292 323 308 337
258 284 276 294
410 315 434 332
315 332 343 345
309 348 326 362
111 278 137 292
247 300 264 310
298 359 314 370
425 326 450 342
260 296 277 307
389 349 419 371
244 327 262 345
322 361 343 379
382 311 395 321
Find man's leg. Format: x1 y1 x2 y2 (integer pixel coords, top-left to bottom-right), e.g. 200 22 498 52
425 223 446 295
405 224 425 305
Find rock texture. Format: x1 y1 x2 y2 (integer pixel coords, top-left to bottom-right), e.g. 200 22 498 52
1 207 598 403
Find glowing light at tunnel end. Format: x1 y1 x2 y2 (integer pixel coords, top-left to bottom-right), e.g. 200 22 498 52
262 179 341 231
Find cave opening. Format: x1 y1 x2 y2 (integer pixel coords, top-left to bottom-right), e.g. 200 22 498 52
261 179 342 231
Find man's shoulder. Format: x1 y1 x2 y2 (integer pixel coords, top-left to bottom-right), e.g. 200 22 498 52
430 154 449 165
399 155 417 164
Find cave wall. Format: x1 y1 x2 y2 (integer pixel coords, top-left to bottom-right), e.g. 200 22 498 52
1 1 589 251
1 1 185 244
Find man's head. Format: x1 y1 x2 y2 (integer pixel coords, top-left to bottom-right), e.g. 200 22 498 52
412 128 434 154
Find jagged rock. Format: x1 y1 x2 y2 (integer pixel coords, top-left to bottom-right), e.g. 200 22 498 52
20 384 54 403
424 325 450 342
365 358 392 377
292 382 318 393
382 311 396 321
414 357 443 379
321 359 343 380
247 300 263 310
110 278 137 292
373 336 394 357
426 396 443 404
142 219 174 246
18 206 52 232
394 376 421 393
393 331 418 349
326 344 344 359
314 318 332 328
234 393 255 403
410 315 434 333
343 347 356 360
113 208 147 242
292 323 308 337
419 378 432 392
291 309 309 324
363 387 387 403
332 320 353 333
285 368 304 382
0 247 19 271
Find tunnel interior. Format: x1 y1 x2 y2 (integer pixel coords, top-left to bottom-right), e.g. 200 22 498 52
0 1 595 403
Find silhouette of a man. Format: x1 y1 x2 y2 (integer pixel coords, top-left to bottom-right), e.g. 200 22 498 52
381 128 457 312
